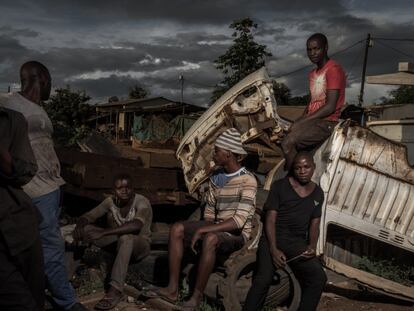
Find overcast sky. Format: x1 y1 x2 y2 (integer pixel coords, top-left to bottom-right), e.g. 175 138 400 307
1 0 413 106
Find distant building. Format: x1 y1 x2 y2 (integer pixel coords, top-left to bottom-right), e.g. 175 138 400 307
93 96 205 146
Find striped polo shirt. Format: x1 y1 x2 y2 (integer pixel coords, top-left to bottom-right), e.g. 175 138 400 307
204 169 258 241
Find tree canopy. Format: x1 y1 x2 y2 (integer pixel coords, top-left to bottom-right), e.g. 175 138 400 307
129 85 149 99
211 17 301 106
381 85 414 105
211 18 272 102
42 86 95 146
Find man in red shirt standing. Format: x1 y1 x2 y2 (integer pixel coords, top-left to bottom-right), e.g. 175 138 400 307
281 33 346 170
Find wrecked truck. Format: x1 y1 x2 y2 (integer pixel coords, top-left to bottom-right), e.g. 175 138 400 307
176 67 414 310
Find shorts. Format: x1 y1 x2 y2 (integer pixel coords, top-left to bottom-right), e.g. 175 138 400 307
182 221 245 255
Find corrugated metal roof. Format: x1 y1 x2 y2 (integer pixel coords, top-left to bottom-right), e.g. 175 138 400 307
96 96 204 113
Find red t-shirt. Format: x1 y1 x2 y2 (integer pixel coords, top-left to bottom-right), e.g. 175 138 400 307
306 59 346 121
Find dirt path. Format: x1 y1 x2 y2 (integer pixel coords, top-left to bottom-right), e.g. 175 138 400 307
80 290 413 311
78 278 414 311
318 288 413 311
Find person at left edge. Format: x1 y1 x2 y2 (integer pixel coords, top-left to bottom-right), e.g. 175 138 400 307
0 61 87 311
0 106 44 311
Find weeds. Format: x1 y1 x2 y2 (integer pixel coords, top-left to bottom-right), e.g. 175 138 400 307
356 256 414 286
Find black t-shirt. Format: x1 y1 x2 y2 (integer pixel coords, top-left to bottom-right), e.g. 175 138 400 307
264 177 324 257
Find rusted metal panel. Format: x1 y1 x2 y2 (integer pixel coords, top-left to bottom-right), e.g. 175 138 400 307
176 67 414 300
315 123 414 299
277 105 306 122
57 149 188 205
318 124 414 253
177 67 291 194
367 119 414 165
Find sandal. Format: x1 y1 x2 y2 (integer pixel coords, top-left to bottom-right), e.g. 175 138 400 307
94 294 123 310
142 288 178 304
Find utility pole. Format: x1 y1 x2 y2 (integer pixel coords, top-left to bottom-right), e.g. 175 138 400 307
179 74 185 114
358 33 372 106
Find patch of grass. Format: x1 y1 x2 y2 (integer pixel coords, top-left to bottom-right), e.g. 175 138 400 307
198 300 221 311
356 256 414 286
177 279 221 311
72 266 104 297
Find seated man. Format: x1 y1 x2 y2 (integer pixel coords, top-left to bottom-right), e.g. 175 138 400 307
243 152 327 311
149 128 257 310
74 174 152 310
281 33 346 170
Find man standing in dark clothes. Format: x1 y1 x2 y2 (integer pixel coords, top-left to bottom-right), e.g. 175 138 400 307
243 152 327 311
0 61 87 311
0 107 45 310
281 33 346 170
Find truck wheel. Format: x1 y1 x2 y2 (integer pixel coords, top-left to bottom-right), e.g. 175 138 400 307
219 253 301 311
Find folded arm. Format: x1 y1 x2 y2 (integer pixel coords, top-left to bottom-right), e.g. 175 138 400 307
0 114 37 186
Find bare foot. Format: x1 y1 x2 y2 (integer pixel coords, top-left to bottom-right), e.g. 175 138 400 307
180 296 202 310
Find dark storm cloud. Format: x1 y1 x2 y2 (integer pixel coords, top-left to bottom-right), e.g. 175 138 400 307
118 39 227 63
0 35 30 58
268 10 414 100
1 0 345 25
256 27 286 37
154 32 230 46
0 0 413 105
0 26 39 38
70 75 147 99
0 34 37 85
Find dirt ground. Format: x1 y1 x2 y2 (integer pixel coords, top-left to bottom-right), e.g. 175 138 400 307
79 283 414 311
317 286 413 311
76 268 413 311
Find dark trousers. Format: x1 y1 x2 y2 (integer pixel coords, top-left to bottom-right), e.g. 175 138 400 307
243 237 327 311
0 234 45 311
281 119 337 170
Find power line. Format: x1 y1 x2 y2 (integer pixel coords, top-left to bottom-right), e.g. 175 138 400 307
185 38 374 88
374 39 414 60
331 39 365 57
347 41 365 79
187 80 216 88
372 37 414 42
272 39 364 79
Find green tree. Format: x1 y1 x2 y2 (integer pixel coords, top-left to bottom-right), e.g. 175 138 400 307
289 94 309 106
42 86 95 146
272 81 291 105
381 85 414 105
212 18 272 102
129 85 149 99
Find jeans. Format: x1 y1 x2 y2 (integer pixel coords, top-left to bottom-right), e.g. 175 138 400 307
243 237 327 311
33 189 77 310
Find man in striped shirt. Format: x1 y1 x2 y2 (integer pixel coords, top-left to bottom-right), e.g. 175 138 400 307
148 128 257 310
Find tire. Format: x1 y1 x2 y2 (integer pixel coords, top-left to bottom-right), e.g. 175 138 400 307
219 253 301 311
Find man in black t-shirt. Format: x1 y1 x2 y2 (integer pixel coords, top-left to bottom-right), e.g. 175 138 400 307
243 151 327 311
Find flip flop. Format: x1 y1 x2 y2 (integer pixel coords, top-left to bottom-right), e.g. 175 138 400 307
94 294 123 310
142 288 178 304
